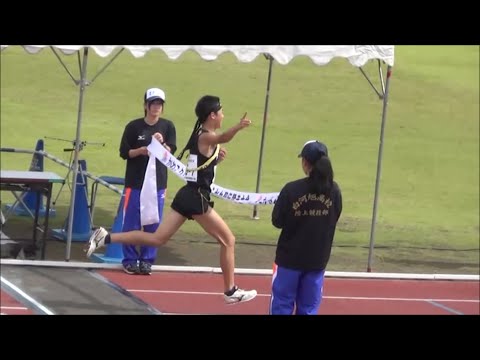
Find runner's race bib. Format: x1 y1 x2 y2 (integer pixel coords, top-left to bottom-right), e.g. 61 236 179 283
185 154 198 182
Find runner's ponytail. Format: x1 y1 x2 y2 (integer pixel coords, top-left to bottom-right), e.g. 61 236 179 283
177 118 201 161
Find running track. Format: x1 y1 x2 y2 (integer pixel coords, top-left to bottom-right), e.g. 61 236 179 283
1 290 35 315
97 270 480 315
1 266 478 315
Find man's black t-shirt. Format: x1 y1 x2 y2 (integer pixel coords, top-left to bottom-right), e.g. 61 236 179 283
119 117 177 190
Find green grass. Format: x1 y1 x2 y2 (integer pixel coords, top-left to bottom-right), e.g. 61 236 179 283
1 45 478 272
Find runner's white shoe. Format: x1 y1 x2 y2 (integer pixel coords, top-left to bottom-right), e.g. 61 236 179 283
85 227 108 257
224 287 257 304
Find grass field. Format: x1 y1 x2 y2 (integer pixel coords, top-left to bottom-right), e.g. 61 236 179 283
1 45 478 273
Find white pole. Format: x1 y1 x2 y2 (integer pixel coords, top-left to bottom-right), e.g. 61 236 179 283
65 48 89 261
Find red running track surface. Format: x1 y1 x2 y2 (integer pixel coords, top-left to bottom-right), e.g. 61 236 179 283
98 270 480 315
1 269 477 315
1 289 35 315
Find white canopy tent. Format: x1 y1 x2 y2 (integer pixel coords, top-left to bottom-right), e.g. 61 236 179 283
1 45 394 270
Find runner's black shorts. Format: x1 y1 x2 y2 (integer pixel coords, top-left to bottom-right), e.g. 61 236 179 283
170 185 214 220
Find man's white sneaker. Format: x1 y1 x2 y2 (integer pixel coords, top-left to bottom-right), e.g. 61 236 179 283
224 287 257 304
85 227 108 257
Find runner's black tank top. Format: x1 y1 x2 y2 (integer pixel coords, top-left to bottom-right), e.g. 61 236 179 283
186 128 218 191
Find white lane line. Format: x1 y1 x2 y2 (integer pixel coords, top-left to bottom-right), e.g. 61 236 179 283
127 288 479 303
1 306 29 310
1 259 479 281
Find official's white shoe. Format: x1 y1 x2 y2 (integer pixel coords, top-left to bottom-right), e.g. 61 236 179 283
85 227 108 257
224 287 257 304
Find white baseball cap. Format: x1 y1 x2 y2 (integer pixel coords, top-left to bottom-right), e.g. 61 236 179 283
144 87 166 103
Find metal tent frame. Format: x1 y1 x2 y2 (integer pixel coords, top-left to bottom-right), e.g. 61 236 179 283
252 56 392 273
1 45 393 272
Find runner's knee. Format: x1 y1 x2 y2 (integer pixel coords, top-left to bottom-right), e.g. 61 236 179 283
218 234 235 248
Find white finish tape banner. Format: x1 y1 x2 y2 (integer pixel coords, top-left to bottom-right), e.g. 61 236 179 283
147 139 279 205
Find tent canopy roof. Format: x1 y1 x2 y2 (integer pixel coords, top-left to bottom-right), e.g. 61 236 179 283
1 45 394 67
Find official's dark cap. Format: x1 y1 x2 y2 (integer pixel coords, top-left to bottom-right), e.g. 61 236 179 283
298 140 328 164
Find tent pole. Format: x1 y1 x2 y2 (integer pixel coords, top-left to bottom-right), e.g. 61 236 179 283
252 54 274 220
367 65 392 272
65 48 89 261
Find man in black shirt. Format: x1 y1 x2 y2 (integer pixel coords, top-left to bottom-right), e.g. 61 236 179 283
118 87 176 275
269 140 342 315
